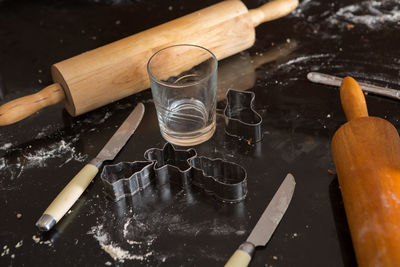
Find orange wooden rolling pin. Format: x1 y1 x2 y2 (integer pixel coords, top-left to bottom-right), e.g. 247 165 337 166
331 77 400 266
0 0 298 126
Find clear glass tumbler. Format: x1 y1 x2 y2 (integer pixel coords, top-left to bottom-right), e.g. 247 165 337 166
147 44 218 146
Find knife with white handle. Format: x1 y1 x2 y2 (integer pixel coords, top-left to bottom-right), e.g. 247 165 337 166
307 72 400 100
36 103 145 231
225 173 296 267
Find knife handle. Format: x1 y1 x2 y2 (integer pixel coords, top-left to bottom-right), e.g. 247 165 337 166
340 76 368 122
36 163 99 231
307 72 400 101
225 242 255 267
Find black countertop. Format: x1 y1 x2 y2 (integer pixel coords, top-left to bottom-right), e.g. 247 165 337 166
1 0 400 266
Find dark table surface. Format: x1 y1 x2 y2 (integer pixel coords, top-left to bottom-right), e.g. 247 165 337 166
1 0 400 266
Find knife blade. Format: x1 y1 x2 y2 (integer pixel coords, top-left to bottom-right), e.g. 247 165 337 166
225 173 296 267
307 72 400 100
36 103 145 231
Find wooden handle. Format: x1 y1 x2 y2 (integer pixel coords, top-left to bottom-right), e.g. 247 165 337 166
340 76 368 121
225 249 252 267
332 77 400 266
3 0 298 124
331 117 400 266
248 0 299 27
0 83 64 126
36 164 99 231
43 163 98 222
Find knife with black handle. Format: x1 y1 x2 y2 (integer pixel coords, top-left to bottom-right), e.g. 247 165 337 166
225 173 296 267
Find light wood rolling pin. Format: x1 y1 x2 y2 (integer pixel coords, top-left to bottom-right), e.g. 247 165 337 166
331 77 400 266
0 0 298 126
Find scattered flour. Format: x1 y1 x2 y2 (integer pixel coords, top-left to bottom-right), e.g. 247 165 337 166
99 112 112 124
0 143 12 150
43 240 52 246
390 192 400 205
35 125 55 139
291 0 318 18
267 53 334 78
0 137 87 180
210 221 238 235
88 223 153 263
15 240 23 248
328 0 400 29
89 224 108 244
235 230 246 235
32 235 40 243
24 140 87 168
84 111 112 124
89 208 244 264
0 158 5 170
1 246 10 257
294 0 400 30
279 54 332 68
101 244 152 262
123 219 130 237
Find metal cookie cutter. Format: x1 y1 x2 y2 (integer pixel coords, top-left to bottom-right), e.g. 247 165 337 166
143 143 197 188
100 143 247 203
100 161 154 201
224 89 263 143
189 156 247 202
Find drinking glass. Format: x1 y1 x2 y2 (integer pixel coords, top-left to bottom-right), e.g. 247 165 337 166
147 44 218 146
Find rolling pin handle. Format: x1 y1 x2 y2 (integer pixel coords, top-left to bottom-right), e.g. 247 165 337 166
248 0 299 27
0 83 65 126
340 77 369 122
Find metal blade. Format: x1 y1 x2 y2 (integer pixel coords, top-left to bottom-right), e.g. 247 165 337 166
307 72 400 100
246 173 296 247
92 103 145 165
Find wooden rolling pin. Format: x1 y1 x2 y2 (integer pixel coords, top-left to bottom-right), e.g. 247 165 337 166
331 77 400 266
0 0 298 126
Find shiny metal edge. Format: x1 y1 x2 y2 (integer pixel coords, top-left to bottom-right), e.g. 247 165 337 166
307 72 400 100
36 214 57 232
95 103 145 163
238 241 255 257
246 173 296 247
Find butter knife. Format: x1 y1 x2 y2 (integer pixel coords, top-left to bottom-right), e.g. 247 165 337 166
225 173 296 267
36 103 145 231
307 72 400 100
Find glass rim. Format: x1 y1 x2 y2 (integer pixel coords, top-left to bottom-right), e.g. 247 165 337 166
147 44 218 88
